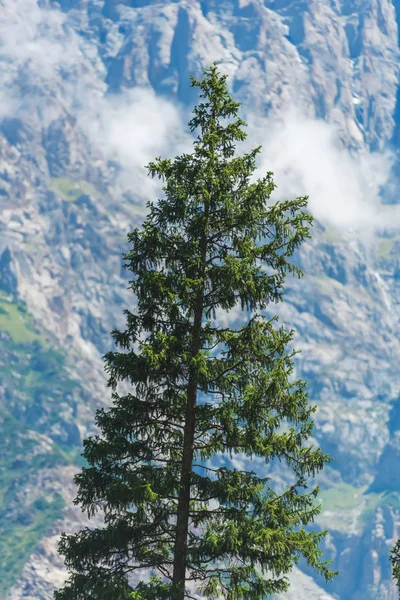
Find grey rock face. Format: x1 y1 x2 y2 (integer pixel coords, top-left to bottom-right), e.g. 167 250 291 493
1 1 400 599
92 0 400 151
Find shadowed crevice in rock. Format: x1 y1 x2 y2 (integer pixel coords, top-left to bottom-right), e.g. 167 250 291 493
0 248 18 296
369 398 400 493
1 118 35 147
265 0 313 64
168 7 197 106
368 434 400 493
344 13 364 59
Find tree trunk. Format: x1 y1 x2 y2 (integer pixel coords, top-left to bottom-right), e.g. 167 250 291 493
171 377 199 599
172 213 208 600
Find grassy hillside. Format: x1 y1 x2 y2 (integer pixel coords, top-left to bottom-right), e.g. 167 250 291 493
0 293 85 596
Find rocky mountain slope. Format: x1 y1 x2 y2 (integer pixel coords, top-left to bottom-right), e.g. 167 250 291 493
2 0 400 598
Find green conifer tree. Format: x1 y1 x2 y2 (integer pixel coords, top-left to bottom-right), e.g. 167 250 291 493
391 540 400 595
54 63 336 600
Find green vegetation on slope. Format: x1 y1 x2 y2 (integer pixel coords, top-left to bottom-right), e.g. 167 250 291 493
0 492 65 597
49 177 99 202
0 412 67 597
317 481 400 533
0 294 86 597
0 293 42 344
376 235 400 260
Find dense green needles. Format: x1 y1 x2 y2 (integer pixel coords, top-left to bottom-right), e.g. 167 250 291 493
391 540 400 594
54 64 335 600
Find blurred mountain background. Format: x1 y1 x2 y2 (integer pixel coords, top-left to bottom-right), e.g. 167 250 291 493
2 0 400 598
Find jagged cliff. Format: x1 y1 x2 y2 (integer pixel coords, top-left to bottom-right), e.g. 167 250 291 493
2 0 400 598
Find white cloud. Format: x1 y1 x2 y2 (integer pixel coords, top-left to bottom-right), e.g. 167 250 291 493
241 108 396 232
0 0 71 66
0 0 105 136
0 0 86 89
89 99 400 233
78 88 194 202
